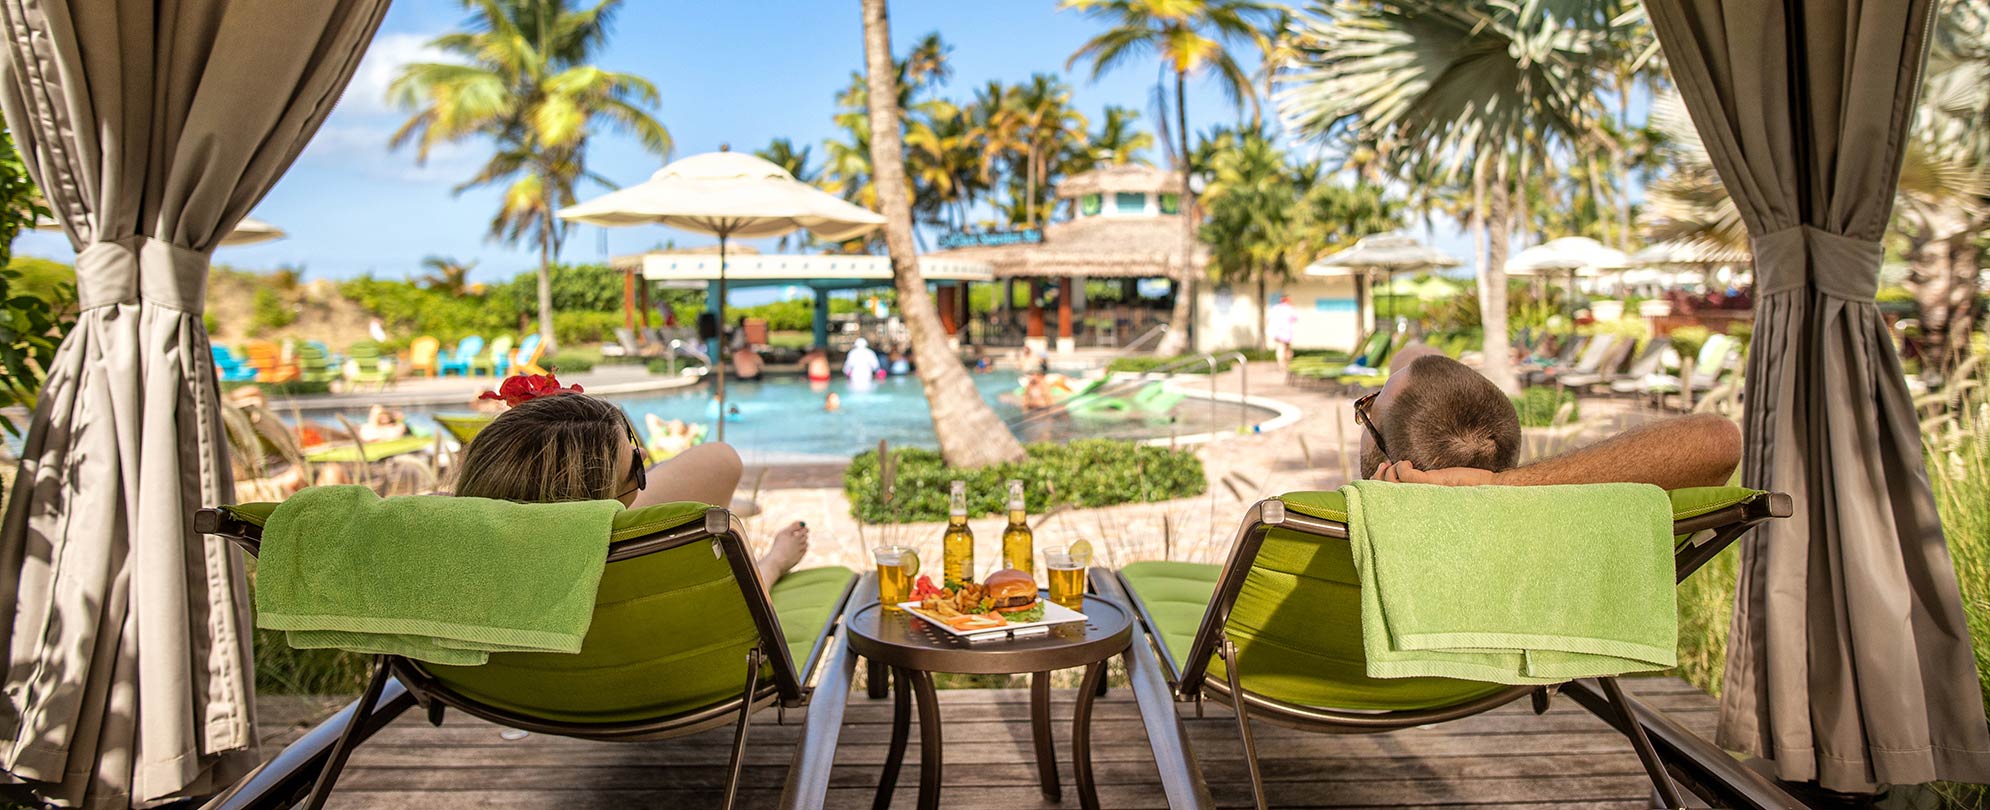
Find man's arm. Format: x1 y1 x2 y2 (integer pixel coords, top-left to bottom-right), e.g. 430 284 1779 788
1379 414 1742 490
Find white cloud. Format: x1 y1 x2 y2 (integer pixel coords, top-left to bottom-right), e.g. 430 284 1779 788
299 123 485 184
343 32 454 117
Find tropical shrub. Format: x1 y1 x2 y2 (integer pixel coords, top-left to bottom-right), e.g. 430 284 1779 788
250 288 297 333
545 349 598 373
1511 386 1578 428
845 440 1206 524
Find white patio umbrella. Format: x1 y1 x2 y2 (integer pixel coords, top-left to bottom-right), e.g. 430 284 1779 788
560 149 885 440
1506 237 1629 326
1305 232 1462 337
35 214 286 246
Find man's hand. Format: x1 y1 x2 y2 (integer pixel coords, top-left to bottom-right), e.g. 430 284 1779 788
1372 461 1497 487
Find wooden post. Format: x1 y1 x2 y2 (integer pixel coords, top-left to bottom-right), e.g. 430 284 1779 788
1025 279 1047 354
937 285 959 335
623 269 637 333
1056 277 1074 354
638 277 653 330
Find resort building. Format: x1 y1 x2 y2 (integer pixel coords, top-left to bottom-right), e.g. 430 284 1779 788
929 164 1368 356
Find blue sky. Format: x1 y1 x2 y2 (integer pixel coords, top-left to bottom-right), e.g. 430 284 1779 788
16 0 1339 290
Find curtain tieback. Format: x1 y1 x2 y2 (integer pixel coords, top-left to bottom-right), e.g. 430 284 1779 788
1750 225 1882 302
75 237 211 312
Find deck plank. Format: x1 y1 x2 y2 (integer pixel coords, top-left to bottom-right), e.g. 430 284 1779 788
264 677 1714 809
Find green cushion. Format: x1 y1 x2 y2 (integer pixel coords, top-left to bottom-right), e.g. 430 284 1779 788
1121 486 1765 712
227 500 852 724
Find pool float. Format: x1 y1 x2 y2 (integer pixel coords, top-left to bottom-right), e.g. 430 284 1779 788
1065 381 1186 419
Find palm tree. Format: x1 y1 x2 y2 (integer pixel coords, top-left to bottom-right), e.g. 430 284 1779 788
1012 75 1091 227
861 0 1026 467
756 138 820 251
391 0 670 351
1064 0 1280 356
1199 128 1300 348
1087 106 1156 167
1277 0 1618 393
419 255 478 296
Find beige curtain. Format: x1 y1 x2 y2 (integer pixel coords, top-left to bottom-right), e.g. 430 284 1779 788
1646 0 1990 792
0 1 388 806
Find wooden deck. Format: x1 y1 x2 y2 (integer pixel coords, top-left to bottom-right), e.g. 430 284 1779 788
258 677 1715 809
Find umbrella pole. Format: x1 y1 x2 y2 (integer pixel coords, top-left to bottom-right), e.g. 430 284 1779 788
715 232 728 442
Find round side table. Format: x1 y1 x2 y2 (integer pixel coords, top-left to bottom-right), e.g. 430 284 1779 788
844 594 1133 810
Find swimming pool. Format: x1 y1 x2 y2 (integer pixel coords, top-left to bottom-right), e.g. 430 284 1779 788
312 373 1278 464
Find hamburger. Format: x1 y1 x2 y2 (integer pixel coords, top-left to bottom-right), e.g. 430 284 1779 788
982 568 1040 614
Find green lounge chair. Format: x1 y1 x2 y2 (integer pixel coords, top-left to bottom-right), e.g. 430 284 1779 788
292 341 340 385
343 341 395 391
1112 486 1791 809
471 334 514 377
195 501 857 810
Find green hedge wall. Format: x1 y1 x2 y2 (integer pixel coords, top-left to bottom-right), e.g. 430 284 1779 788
845 440 1207 524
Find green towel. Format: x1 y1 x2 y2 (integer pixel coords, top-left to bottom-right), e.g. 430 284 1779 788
254 486 621 666
1341 481 1677 685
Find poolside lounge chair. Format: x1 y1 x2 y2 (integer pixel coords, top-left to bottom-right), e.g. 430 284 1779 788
439 336 485 376
293 341 340 385
511 333 547 376
1114 486 1791 809
406 336 442 377
194 500 857 810
243 340 299 384
603 327 642 358
212 345 259 382
1290 331 1393 389
1559 336 1650 391
1622 334 1736 403
472 335 515 377
1526 334 1621 386
343 341 395 391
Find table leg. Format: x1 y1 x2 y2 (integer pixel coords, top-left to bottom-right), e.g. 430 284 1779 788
1073 661 1108 810
872 668 910 810
1029 671 1060 801
909 670 944 810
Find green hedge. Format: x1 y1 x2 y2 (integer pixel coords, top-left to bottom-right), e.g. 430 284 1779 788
1512 386 1578 428
845 440 1206 524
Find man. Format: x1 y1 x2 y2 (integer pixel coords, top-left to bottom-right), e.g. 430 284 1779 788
1267 294 1299 372
1358 344 1741 490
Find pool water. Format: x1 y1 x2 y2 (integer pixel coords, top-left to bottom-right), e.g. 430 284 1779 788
326 373 1275 464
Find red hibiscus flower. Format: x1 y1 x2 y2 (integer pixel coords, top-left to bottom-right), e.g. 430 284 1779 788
478 371 584 408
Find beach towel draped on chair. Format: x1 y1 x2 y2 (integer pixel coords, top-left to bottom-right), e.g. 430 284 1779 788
198 496 856 809
1116 485 1790 809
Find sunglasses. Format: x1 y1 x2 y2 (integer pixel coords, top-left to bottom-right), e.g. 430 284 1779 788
1353 391 1393 464
615 423 648 501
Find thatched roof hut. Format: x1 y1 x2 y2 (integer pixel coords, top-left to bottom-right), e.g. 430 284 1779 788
928 165 1205 279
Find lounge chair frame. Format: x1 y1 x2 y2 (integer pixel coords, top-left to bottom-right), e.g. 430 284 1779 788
1119 491 1793 810
193 505 855 810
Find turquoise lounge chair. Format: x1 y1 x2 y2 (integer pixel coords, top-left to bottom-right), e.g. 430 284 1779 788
212 345 259 382
439 336 485 377
1111 486 1791 809
194 500 858 810
471 334 514 377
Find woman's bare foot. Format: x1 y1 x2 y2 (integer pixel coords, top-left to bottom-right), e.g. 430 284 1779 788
756 521 809 586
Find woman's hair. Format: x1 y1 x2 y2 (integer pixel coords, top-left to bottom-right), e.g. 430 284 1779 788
454 393 637 502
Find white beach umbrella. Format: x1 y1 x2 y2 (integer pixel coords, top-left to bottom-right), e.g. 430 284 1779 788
35 214 286 246
1306 232 1462 332
1506 237 1629 325
560 149 886 440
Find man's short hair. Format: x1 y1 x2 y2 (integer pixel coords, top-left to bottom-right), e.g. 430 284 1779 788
1381 355 1521 472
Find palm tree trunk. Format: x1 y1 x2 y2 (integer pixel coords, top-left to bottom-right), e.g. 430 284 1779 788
1615 71 1633 248
1480 161 1517 394
1256 270 1268 351
862 0 1024 467
1156 69 1196 357
538 205 558 353
1025 144 1038 226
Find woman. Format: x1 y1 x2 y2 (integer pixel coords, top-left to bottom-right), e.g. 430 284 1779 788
455 392 807 586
